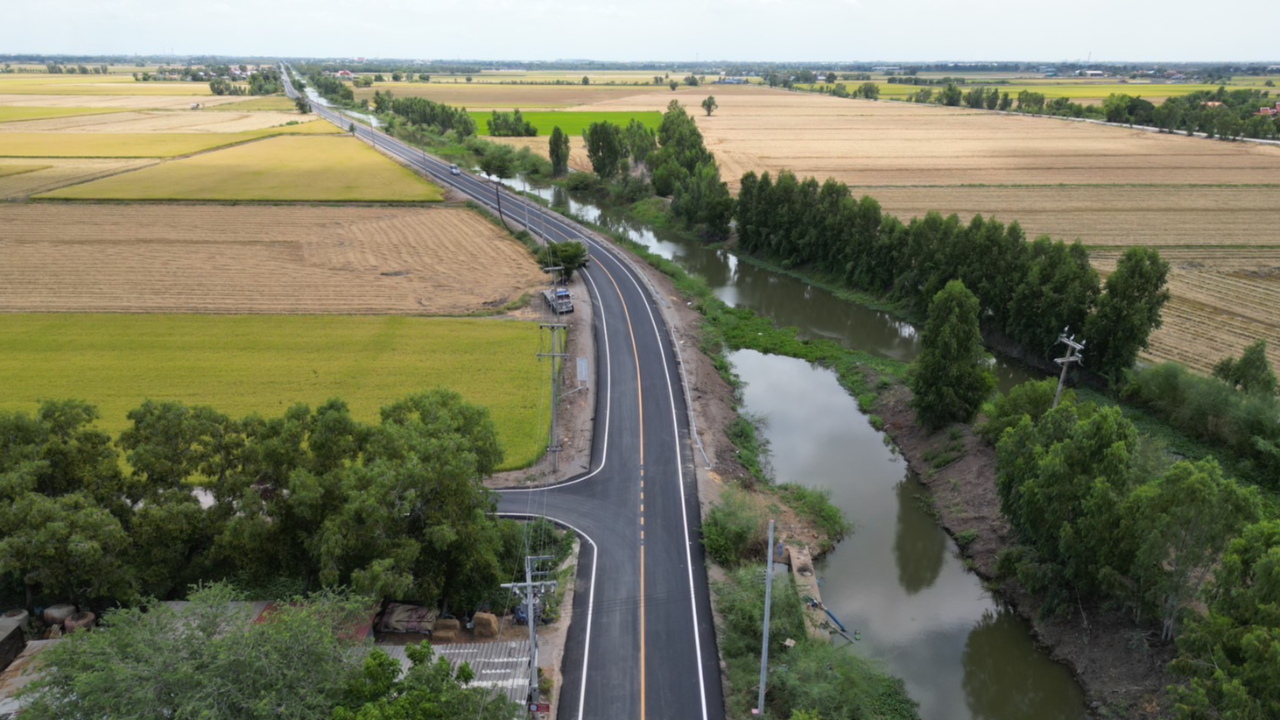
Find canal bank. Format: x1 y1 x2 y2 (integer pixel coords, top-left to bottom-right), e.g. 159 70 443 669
549 201 1097 718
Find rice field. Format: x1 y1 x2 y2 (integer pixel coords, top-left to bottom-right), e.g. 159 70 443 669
39 135 443 201
0 106 126 123
0 110 320 134
0 76 215 96
207 96 300 111
0 158 159 198
469 110 661 136
0 119 338 157
0 314 549 469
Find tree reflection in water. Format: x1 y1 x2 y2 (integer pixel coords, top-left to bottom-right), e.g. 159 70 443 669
893 478 946 595
962 609 1087 720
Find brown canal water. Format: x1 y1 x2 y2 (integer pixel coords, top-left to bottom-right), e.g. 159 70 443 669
519 182 1090 718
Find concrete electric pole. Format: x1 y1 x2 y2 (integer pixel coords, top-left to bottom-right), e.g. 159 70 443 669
1052 327 1086 409
502 554 557 717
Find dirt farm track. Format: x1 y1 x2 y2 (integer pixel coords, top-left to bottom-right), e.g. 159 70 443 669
0 205 546 315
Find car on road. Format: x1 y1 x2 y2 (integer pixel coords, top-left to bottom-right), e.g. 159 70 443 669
449 164 461 176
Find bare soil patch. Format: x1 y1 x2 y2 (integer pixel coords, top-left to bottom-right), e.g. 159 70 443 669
0 110 316 134
0 204 545 315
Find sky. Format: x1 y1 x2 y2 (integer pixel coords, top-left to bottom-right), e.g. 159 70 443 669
3 0 1278 63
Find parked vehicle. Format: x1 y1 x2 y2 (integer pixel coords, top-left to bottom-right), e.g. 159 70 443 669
543 287 573 314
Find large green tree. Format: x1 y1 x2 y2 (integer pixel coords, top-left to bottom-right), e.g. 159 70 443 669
548 125 570 177
1213 339 1278 396
537 240 590 281
1171 519 1280 718
910 280 996 430
18 583 374 720
1127 459 1259 640
1084 246 1170 381
583 120 626 180
335 642 519 720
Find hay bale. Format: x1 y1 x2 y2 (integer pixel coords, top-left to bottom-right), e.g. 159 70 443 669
433 617 460 642
473 612 499 638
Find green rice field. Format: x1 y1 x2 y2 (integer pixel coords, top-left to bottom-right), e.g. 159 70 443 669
0 314 549 469
469 110 662 136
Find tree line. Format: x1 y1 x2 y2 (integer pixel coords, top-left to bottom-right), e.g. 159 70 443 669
487 109 537 137
387 95 477 138
896 82 1280 140
977 371 1280 718
735 170 1171 378
16 582 519 720
0 391 543 614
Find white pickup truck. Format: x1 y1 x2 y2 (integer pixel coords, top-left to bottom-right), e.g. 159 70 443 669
542 287 573 314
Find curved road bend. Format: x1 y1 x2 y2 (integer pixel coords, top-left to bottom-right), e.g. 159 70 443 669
284 72 726 720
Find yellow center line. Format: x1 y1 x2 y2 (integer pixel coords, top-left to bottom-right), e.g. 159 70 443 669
594 258 647 719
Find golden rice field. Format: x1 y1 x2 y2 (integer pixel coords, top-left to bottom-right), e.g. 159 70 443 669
0 94 249 109
0 106 125 123
0 75 215 95
0 314 550 469
0 110 320 133
0 118 338 157
0 204 543 314
41 135 443 201
0 158 158 198
0 163 48 178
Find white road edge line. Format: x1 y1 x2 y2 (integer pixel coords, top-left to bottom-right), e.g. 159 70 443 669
610 252 710 720
499 512 598 720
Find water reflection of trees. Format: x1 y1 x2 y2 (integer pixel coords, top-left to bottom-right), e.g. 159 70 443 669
962 609 1085 720
893 479 945 595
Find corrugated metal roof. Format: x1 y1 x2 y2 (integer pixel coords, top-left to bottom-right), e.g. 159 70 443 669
377 640 531 705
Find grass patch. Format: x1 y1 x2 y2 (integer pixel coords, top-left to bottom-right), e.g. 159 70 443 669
0 163 49 178
0 107 127 124
40 135 443 202
776 484 852 540
0 314 547 469
716 566 919 720
469 110 662 136
0 119 338 158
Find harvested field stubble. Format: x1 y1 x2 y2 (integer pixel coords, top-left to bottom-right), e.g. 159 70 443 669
0 204 541 314
0 314 548 469
40 135 442 201
1092 248 1280 375
579 86 1280 376
847 185 1280 248
469 110 661 136
354 82 648 108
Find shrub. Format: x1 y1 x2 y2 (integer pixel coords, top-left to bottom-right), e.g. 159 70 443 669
977 378 1074 445
702 488 768 567
776 484 851 539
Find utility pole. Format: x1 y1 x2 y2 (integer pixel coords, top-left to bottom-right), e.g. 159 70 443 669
1052 327 1086 408
754 519 776 717
502 554 557 716
539 264 569 475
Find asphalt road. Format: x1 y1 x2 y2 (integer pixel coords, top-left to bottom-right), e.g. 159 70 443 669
283 71 726 720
